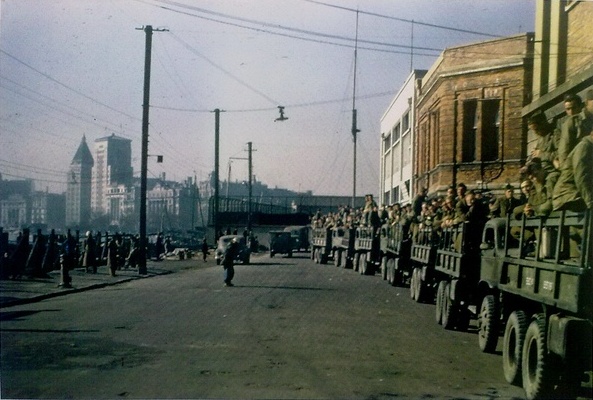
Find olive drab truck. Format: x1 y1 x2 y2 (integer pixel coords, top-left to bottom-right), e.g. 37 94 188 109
331 226 356 269
380 222 412 287
409 225 439 302
310 227 331 264
353 226 381 275
433 219 487 331
480 210 592 400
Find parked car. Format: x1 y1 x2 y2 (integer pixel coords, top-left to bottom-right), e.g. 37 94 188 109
214 235 251 265
269 231 293 257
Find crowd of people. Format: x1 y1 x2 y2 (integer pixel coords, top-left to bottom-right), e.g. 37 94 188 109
311 90 593 250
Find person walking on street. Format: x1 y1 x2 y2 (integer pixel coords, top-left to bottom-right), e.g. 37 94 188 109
201 238 209 262
222 238 239 287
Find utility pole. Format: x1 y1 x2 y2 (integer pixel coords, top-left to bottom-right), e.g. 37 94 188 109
213 109 221 241
351 11 360 209
137 24 167 275
247 141 253 231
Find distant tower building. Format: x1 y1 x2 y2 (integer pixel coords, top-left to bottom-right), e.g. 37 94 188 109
66 135 94 228
91 133 133 216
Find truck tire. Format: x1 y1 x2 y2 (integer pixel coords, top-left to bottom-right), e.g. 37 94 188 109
381 257 388 280
387 258 395 286
410 268 418 300
414 268 425 303
478 295 499 353
344 255 353 269
441 282 457 329
522 315 555 399
503 310 528 386
334 250 342 267
436 280 446 325
359 253 367 275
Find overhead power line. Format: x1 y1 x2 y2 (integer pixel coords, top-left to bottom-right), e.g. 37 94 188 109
0 49 141 122
138 0 440 56
302 0 502 38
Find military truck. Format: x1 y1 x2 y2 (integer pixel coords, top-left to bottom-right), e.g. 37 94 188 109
353 226 381 275
380 223 412 287
310 227 331 264
331 226 356 269
479 210 592 399
433 219 486 331
283 225 310 252
269 230 293 258
409 225 438 302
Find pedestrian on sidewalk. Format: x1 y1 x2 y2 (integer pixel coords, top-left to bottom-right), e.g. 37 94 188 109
201 238 209 262
107 235 119 277
222 238 239 287
82 231 97 274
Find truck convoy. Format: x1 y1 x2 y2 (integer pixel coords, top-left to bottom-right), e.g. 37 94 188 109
309 208 592 399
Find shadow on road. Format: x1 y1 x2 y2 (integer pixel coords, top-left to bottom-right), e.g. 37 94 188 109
231 285 333 291
0 309 61 322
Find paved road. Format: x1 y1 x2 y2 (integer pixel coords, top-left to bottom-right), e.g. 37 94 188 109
1 252 526 399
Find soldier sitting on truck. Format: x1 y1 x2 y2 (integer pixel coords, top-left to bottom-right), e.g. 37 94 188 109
451 190 489 252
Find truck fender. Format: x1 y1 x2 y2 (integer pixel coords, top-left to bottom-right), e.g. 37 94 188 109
548 314 593 362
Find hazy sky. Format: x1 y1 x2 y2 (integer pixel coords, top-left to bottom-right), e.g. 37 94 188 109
0 0 535 197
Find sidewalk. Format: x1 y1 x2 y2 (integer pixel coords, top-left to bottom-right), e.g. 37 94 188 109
0 257 207 309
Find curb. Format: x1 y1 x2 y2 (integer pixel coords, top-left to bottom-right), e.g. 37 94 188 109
0 270 173 309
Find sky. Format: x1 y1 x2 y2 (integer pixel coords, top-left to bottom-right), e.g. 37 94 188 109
0 0 535 197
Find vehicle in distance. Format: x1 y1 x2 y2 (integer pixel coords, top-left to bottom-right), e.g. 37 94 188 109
214 235 251 265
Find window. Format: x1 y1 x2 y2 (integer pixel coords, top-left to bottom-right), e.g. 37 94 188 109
393 123 401 143
462 100 478 162
383 133 391 150
402 111 410 132
392 186 400 203
402 133 411 167
482 100 500 161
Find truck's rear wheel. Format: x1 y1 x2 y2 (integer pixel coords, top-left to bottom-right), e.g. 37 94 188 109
522 315 555 399
344 255 353 269
359 254 367 275
441 283 457 329
503 310 528 386
353 253 360 272
478 295 499 353
381 257 387 280
414 268 425 303
314 248 321 264
334 250 342 267
436 280 446 325
410 268 418 300
387 258 396 286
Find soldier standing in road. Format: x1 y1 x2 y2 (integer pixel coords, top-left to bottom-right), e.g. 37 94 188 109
222 238 239 287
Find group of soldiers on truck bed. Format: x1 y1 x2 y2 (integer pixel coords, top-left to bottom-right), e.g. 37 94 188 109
311 90 592 253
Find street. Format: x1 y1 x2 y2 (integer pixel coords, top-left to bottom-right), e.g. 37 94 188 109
1 252 525 399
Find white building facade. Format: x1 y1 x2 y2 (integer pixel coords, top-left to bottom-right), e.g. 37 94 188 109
380 70 426 206
91 134 133 216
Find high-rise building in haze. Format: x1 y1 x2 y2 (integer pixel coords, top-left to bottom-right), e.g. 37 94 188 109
91 134 133 216
66 135 94 228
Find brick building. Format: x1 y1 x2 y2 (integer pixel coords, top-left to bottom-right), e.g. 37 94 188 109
414 33 535 195
522 0 592 132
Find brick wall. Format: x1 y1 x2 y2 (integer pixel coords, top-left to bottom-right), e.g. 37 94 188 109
415 34 533 196
566 2 593 78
